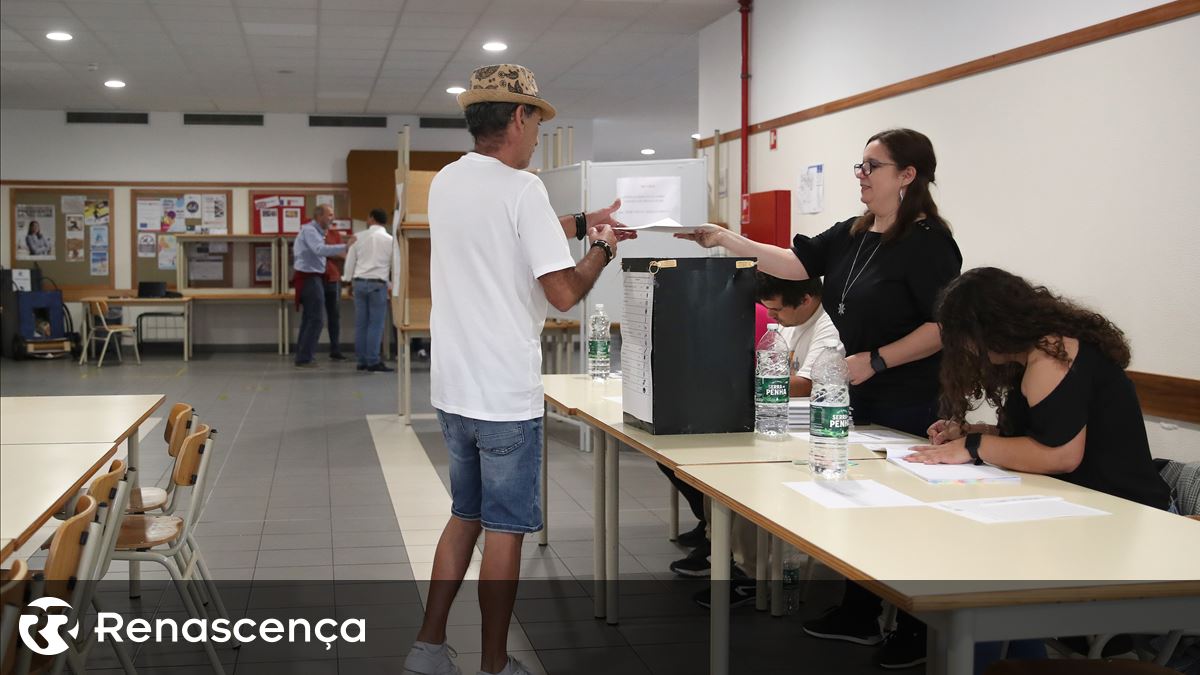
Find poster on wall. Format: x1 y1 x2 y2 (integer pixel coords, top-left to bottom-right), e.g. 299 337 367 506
182 194 202 220
83 200 109 226
15 204 56 261
332 218 351 231
253 245 273 284
65 213 83 234
90 225 109 250
158 234 178 270
90 250 109 276
796 163 824 214
282 207 302 233
188 257 224 282
280 196 305 207
255 196 280 210
614 175 682 226
137 232 157 258
66 228 85 262
136 199 162 231
62 195 85 214
259 208 279 234
316 194 335 209
201 194 227 232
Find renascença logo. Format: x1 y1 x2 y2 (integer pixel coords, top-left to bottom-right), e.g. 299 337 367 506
19 599 366 653
18 597 79 656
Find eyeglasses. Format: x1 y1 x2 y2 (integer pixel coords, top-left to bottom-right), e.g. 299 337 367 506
853 160 896 177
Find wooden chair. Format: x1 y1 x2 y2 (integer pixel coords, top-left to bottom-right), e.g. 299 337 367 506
78 300 139 367
112 424 231 675
127 402 195 514
1 559 31 675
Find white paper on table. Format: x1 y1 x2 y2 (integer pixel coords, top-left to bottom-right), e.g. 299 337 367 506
930 496 1108 524
784 479 924 509
614 217 706 234
603 395 622 404
886 447 1021 484
848 429 919 444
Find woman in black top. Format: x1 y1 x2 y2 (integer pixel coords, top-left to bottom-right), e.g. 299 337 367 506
908 267 1171 511
679 128 962 437
679 129 962 668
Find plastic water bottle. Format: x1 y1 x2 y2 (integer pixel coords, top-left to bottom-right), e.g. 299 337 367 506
782 544 804 614
754 323 790 439
588 304 610 381
809 347 850 479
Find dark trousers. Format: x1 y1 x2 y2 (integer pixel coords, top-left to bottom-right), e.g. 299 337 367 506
295 276 325 364
324 281 342 356
841 394 940 637
658 462 706 524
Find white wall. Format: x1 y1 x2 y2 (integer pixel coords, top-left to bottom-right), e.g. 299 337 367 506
697 5 1200 458
699 0 1168 134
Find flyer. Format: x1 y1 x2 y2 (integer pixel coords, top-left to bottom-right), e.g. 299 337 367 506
158 234 178 270
202 194 227 232
90 225 109 250
90 250 109 276
15 204 55 261
83 200 110 226
137 199 163 231
137 232 157 258
66 230 85 262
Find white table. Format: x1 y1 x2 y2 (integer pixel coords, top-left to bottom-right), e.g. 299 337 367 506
0 443 118 561
678 460 1200 675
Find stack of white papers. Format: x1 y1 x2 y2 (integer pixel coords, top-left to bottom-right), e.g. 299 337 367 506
886 447 1020 484
613 217 707 234
930 496 1109 523
784 479 923 509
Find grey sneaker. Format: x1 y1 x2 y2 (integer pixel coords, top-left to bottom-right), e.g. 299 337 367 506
404 641 461 675
478 656 533 675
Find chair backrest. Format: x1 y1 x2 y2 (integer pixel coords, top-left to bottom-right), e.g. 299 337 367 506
1 559 31 675
89 300 110 329
172 424 213 489
40 496 97 601
86 459 126 511
164 403 195 457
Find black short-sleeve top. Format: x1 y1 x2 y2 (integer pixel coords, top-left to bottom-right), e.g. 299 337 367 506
1000 342 1171 510
792 216 962 404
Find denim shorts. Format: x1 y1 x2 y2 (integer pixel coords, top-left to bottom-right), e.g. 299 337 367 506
436 410 543 534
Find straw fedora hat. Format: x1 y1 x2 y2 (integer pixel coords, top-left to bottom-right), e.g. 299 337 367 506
456 64 557 121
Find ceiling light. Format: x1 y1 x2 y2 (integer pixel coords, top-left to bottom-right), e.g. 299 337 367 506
104 79 126 88
482 41 507 52
640 148 656 156
46 31 73 41
446 86 466 94
690 133 701 140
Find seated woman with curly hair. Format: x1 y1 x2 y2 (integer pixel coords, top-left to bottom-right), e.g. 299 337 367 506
907 266 1172 511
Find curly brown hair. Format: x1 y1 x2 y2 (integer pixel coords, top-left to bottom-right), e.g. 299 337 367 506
935 267 1131 427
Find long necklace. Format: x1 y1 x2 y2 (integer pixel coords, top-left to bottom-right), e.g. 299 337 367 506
837 232 882 315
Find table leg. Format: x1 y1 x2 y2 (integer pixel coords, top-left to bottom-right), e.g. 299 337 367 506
556 333 565 374
284 301 291 355
770 536 784 617
128 431 141 598
944 611 973 675
402 335 412 425
755 528 768 611
539 402 549 547
710 503 732 675
183 302 190 362
927 623 943 675
592 427 606 618
668 484 679 541
604 433 619 625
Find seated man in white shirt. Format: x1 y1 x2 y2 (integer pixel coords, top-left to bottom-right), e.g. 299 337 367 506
343 207 397 372
756 272 843 395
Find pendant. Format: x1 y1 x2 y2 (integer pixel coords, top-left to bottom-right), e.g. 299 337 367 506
838 302 846 315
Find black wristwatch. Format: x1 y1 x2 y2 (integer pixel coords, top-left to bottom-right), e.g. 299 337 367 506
591 239 614 263
574 212 588 240
869 349 888 373
965 433 984 465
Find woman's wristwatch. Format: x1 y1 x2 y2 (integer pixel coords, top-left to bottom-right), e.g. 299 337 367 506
965 433 984 465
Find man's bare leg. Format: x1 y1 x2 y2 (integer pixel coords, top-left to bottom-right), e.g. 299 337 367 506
478 530 523 674
417 515 483 645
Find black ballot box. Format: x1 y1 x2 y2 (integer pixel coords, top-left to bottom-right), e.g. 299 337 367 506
620 257 757 435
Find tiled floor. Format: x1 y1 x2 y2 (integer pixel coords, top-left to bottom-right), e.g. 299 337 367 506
2 352 890 674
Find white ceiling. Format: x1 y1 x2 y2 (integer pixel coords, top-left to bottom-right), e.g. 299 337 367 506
0 0 732 121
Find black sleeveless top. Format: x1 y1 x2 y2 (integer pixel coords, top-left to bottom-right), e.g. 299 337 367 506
1000 342 1171 510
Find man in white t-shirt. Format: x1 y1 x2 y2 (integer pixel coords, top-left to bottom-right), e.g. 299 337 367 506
405 64 631 675
756 272 843 395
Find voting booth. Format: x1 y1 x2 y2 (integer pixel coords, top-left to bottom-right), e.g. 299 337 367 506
621 257 757 435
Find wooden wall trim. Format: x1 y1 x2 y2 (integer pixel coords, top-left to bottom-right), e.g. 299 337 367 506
697 0 1200 148
1129 371 1200 424
1 180 348 189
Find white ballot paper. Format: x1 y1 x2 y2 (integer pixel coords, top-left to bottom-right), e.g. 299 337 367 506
930 495 1108 523
615 217 707 234
785 479 924 509
886 446 1021 484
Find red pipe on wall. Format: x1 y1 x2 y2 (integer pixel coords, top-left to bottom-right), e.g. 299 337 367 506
739 0 752 202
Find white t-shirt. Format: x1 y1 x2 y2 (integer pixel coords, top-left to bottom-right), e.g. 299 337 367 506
781 305 843 381
428 152 575 421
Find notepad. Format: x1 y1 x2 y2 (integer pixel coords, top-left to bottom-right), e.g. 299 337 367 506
886 447 1020 484
930 495 1109 523
784 479 924 509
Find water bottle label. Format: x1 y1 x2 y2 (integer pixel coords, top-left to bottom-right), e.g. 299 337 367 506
755 376 789 404
811 405 850 438
588 340 610 358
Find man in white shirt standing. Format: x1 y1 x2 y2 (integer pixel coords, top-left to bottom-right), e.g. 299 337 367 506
404 64 630 675
343 207 396 373
756 272 843 395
